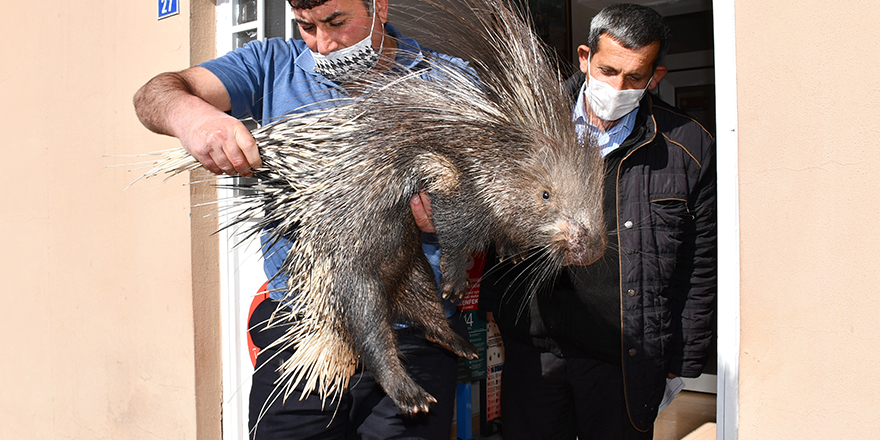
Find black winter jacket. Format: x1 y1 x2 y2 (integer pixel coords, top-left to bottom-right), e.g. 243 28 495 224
480 72 717 431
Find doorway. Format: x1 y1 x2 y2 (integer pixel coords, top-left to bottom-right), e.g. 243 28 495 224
557 1 725 438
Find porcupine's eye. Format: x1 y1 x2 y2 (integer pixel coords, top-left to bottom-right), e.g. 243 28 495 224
542 191 551 201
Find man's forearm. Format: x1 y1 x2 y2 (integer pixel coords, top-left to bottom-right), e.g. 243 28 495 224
133 72 221 139
134 72 188 135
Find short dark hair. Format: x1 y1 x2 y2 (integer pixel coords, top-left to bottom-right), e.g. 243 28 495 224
287 0 374 15
587 3 671 68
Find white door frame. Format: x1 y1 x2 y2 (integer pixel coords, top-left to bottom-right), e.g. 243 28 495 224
712 0 740 438
215 2 268 440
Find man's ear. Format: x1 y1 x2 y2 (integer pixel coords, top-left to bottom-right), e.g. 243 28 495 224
577 45 591 74
376 0 389 24
649 65 668 90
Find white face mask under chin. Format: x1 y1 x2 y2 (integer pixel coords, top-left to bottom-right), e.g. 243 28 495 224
585 55 654 122
311 2 383 83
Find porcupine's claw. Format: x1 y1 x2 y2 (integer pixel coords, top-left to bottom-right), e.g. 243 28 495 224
440 267 470 300
430 334 479 360
438 251 472 300
385 378 438 416
420 319 479 359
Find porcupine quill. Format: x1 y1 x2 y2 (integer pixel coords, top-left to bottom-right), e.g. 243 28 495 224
134 0 606 416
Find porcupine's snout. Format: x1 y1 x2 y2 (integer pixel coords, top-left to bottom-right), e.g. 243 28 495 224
557 218 607 266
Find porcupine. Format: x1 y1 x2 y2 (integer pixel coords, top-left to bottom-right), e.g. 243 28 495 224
136 0 606 416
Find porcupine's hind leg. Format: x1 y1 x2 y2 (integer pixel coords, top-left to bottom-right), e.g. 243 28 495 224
397 254 478 361
336 266 437 415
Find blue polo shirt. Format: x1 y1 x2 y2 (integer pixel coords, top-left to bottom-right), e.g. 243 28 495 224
200 25 452 308
201 24 430 124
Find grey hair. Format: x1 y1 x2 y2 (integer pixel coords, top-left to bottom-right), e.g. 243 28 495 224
587 3 671 68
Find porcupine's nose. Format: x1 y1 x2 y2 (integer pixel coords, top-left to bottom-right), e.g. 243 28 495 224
565 226 607 266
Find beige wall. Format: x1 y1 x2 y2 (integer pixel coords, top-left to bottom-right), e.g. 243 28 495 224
735 1 880 438
1 1 218 439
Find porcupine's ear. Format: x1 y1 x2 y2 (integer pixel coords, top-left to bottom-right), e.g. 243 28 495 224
414 152 461 196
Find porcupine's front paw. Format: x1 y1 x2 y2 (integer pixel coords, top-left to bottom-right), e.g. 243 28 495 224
438 253 471 300
440 270 469 300
385 378 437 416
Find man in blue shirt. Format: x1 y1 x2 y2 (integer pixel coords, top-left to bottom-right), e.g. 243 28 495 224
134 1 464 438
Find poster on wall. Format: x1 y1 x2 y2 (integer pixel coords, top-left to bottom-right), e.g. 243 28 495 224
482 317 504 435
456 252 488 383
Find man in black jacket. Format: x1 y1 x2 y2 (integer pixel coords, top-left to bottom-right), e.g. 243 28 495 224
478 4 717 439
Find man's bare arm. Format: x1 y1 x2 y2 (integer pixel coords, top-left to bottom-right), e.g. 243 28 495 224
133 66 261 176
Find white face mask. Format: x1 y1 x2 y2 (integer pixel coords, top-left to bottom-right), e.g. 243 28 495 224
311 0 382 83
585 54 654 122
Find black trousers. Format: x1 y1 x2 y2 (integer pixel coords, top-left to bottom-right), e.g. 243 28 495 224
248 298 465 440
499 336 654 440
